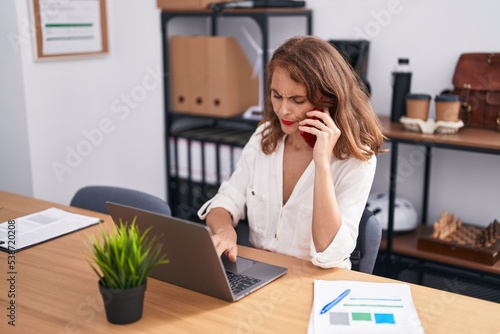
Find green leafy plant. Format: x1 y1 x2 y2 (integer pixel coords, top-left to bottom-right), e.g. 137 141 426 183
87 217 169 289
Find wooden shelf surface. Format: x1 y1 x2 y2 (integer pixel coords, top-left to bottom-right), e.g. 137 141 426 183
381 226 500 276
379 115 500 152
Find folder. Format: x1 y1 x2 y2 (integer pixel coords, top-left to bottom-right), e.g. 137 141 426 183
206 37 259 117
169 137 178 177
176 137 190 179
172 125 253 185
180 127 245 182
201 128 247 181
189 139 203 182
175 127 231 184
216 128 253 180
219 130 254 175
202 141 217 184
170 36 258 117
187 133 217 184
188 36 208 114
169 36 192 112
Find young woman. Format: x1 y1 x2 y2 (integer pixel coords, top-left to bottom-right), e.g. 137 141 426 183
198 35 385 269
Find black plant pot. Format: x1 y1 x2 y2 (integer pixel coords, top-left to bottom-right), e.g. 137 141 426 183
98 280 146 325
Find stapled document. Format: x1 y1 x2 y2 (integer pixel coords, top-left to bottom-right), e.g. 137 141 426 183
0 208 100 252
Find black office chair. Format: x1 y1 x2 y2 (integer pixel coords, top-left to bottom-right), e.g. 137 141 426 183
70 186 171 216
350 208 382 274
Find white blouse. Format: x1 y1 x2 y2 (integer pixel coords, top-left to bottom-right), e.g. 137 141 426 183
198 123 377 269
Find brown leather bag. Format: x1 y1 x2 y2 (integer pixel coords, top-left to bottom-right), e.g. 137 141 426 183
452 53 500 131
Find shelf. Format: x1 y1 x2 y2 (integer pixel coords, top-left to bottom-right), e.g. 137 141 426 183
380 226 500 276
160 8 312 95
161 7 313 213
158 8 313 15
168 111 259 127
380 114 500 281
171 125 254 146
379 115 500 154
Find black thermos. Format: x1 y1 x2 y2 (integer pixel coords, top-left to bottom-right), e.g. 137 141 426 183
390 58 412 122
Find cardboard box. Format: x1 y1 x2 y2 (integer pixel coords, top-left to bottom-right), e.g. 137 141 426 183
169 36 259 118
157 0 239 10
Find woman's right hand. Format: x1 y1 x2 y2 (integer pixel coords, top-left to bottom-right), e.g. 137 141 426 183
206 207 238 262
211 227 238 262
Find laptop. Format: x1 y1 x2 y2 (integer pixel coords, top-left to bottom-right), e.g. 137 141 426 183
106 202 287 302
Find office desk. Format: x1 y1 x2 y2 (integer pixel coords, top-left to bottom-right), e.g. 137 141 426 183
1 191 500 333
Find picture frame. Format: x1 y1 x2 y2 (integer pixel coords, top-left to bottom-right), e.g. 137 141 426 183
31 0 108 60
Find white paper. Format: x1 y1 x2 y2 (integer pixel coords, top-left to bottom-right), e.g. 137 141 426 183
0 208 100 251
309 280 424 334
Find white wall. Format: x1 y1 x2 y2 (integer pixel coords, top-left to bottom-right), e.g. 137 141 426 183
3 0 167 204
0 0 33 197
1 0 499 226
307 0 500 226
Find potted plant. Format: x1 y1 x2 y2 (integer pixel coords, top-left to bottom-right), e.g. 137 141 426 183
87 218 169 324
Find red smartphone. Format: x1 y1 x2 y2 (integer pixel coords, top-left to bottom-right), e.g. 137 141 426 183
300 107 324 148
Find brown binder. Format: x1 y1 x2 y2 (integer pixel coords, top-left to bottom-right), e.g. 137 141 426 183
169 35 258 117
169 36 191 112
187 36 208 114
206 36 259 117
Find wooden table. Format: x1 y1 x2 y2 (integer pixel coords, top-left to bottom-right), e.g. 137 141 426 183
1 191 500 333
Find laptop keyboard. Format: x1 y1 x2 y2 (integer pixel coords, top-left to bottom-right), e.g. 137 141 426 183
226 271 262 295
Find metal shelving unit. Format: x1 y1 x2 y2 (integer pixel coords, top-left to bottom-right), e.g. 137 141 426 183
159 8 312 220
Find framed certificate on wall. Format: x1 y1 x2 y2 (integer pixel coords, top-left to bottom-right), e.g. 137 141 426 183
32 0 108 60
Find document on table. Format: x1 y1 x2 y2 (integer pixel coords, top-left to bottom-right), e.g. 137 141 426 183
0 208 101 252
308 280 424 334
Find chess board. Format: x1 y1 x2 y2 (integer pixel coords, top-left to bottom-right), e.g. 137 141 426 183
417 215 500 265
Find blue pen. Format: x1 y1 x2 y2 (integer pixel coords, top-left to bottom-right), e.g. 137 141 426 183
320 289 350 314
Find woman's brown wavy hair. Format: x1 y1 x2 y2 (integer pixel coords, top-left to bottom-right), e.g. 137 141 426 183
259 35 386 161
